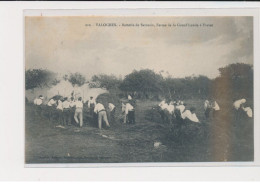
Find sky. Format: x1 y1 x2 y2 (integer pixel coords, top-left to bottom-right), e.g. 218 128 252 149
25 16 253 79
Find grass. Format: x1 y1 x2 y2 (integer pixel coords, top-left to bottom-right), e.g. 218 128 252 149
25 98 254 164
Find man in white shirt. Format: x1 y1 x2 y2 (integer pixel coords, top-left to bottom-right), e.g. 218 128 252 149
204 100 211 119
94 101 110 129
125 100 135 124
233 99 246 110
62 97 71 126
176 101 185 114
233 98 247 122
108 103 116 124
212 100 220 117
56 97 63 125
158 99 168 124
181 107 200 124
88 96 96 117
34 95 44 116
242 106 253 118
47 97 56 121
165 101 175 124
74 97 84 127
69 97 75 125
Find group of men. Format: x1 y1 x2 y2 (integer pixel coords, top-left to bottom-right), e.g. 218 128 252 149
157 97 253 126
33 94 137 129
33 95 114 129
158 99 200 125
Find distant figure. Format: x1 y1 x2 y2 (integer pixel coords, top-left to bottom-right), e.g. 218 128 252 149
176 101 186 114
69 97 75 125
74 97 83 127
158 99 168 123
34 95 44 105
211 100 220 117
47 97 56 121
34 95 44 116
242 106 253 118
181 107 200 124
88 96 96 117
62 97 71 126
121 102 127 123
233 98 247 122
128 95 132 100
166 101 175 124
94 101 110 129
204 100 211 119
125 100 135 124
233 99 246 110
56 98 63 125
108 102 116 125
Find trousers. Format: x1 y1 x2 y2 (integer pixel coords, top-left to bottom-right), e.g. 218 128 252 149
98 111 110 129
74 108 83 127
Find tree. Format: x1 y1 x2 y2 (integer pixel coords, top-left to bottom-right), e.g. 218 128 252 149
25 69 56 90
120 69 164 99
91 74 122 90
68 72 86 86
213 63 253 100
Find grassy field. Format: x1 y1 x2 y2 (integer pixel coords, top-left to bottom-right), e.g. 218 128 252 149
25 98 254 163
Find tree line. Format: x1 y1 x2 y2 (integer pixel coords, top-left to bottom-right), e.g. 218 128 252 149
25 63 253 101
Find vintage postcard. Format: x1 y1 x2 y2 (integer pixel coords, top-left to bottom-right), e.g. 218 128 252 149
24 11 256 166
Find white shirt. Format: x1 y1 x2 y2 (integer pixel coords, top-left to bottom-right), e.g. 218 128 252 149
212 101 220 111
128 95 132 100
176 105 185 113
108 103 115 111
167 104 175 114
34 98 43 105
75 100 83 108
56 100 63 110
243 107 253 118
233 99 246 110
159 100 166 107
47 99 56 107
121 103 126 113
94 103 105 113
125 103 134 115
88 99 96 108
160 102 168 110
63 100 70 109
181 110 199 123
204 100 210 110
70 101 75 108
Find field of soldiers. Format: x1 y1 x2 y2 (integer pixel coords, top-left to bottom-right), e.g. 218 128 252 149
25 93 253 163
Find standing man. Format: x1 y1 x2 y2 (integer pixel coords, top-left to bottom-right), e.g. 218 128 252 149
47 97 56 121
74 97 84 127
125 100 135 124
108 102 116 125
233 98 246 122
94 101 110 129
69 97 75 125
34 95 44 116
56 97 63 126
166 101 175 124
88 96 96 117
158 99 168 123
204 100 211 119
62 97 71 126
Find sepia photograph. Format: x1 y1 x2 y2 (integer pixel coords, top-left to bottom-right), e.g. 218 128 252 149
25 15 254 164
